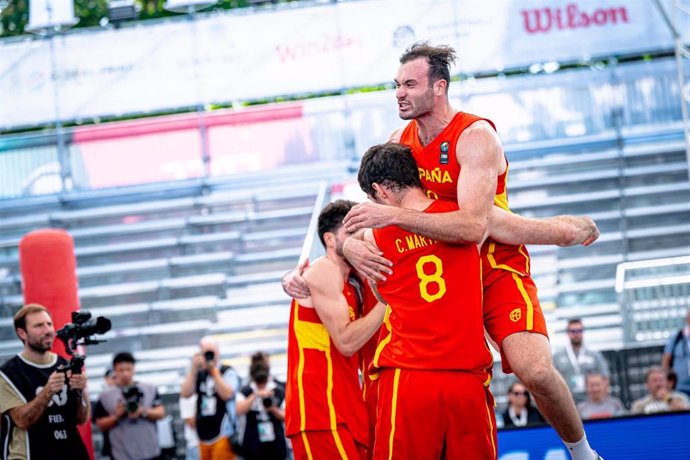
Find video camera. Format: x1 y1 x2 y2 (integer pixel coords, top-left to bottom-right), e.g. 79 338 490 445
56 311 111 375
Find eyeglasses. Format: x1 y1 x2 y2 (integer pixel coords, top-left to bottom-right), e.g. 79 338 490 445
511 391 528 396
567 328 584 333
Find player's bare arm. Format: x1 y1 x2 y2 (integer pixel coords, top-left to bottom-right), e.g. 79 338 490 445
345 122 500 243
489 208 600 247
305 259 386 357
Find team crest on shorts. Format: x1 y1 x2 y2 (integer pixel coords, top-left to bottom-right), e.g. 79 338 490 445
509 308 522 322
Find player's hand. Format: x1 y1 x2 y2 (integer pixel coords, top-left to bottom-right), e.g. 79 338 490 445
555 215 599 247
578 216 599 246
343 237 392 283
343 202 399 233
67 371 87 391
569 216 599 247
281 259 310 299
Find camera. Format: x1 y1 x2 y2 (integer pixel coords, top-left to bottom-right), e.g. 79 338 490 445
204 350 215 363
57 311 111 344
122 385 143 414
56 311 111 375
262 396 274 408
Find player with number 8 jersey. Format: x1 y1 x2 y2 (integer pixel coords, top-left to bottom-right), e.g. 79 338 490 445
371 198 491 376
370 198 496 460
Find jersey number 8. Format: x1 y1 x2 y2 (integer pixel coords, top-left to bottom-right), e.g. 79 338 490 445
415 255 447 302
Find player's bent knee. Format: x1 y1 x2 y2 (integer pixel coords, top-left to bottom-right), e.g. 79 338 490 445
511 358 555 395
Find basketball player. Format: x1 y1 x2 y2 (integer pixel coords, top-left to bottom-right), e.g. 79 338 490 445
285 200 386 460
355 142 497 459
341 42 601 460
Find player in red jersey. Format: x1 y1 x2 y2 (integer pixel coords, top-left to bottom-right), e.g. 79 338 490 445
341 43 601 460
354 142 496 459
284 200 386 460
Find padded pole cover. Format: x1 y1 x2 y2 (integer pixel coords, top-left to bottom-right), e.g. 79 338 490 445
19 228 94 459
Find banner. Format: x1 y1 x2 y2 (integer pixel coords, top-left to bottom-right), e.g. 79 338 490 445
498 411 690 459
0 0 683 128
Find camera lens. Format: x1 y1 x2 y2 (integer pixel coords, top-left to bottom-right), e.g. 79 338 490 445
204 350 215 362
262 397 273 408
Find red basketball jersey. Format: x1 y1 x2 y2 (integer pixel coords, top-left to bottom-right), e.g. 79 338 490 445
284 282 368 447
371 200 492 379
399 112 531 283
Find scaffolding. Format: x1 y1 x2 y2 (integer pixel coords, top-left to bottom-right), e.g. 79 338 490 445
654 0 690 181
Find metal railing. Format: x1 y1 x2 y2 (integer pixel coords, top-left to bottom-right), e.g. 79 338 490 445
616 255 690 346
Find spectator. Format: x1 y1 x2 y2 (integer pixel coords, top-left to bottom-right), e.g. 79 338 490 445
553 319 610 403
236 352 287 460
180 394 200 460
500 382 546 428
577 373 625 420
631 366 690 414
97 368 118 459
95 352 166 460
180 336 241 460
667 369 678 391
661 308 690 397
0 304 90 459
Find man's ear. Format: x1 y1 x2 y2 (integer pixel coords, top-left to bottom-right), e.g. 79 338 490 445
434 79 447 96
372 183 386 200
16 328 27 344
323 232 335 249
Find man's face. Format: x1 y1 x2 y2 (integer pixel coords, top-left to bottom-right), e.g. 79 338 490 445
333 225 351 257
18 311 55 353
586 375 606 402
114 362 135 386
395 58 437 120
567 322 584 346
646 370 667 396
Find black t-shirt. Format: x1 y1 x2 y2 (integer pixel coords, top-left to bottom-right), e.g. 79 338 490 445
0 355 89 460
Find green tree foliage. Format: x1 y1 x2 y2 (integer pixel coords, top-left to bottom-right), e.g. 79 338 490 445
1 0 271 38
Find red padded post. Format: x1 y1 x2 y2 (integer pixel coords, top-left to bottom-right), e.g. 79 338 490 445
19 229 94 459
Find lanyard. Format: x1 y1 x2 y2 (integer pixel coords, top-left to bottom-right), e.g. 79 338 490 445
565 342 583 375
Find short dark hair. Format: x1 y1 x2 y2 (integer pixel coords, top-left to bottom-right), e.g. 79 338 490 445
251 351 269 366
14 304 51 343
567 318 583 327
358 143 422 198
113 352 136 367
400 41 457 92
317 200 356 248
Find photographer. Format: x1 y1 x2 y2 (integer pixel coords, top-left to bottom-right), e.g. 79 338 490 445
0 304 90 459
95 352 166 460
180 337 240 460
235 352 286 460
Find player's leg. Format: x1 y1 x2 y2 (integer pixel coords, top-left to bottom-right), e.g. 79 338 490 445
372 368 444 460
485 273 601 460
502 331 583 441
